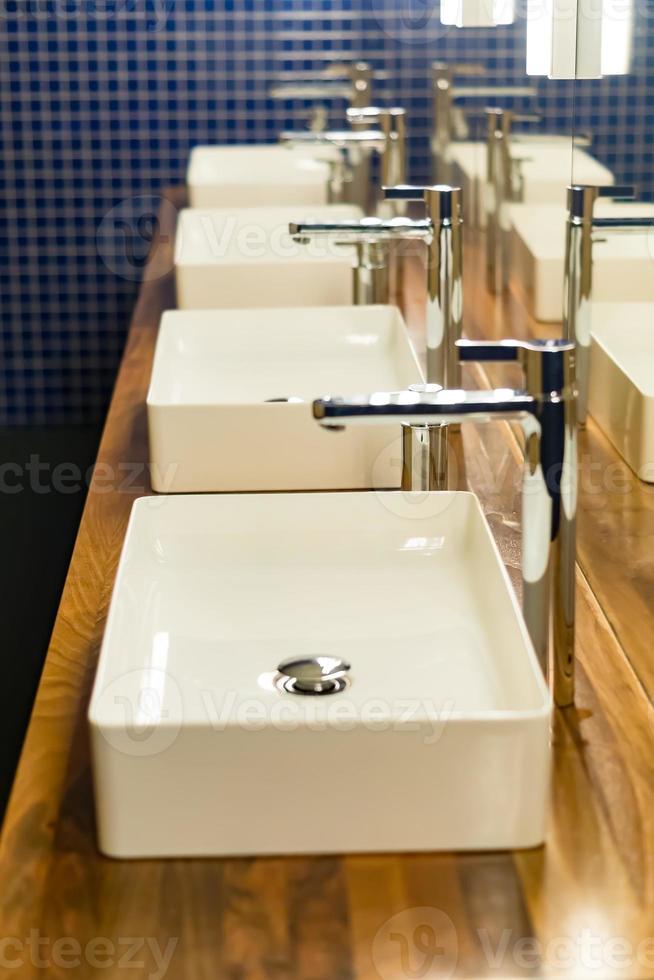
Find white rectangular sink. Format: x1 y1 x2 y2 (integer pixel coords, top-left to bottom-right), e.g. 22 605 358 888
175 204 362 309
187 144 336 208
451 141 613 228
589 302 654 482
510 201 654 321
147 305 421 492
89 491 551 858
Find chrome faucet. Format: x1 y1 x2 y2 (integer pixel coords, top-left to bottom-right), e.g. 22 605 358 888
290 215 429 306
280 109 406 214
270 61 384 112
346 106 407 215
385 185 463 391
291 185 463 492
562 183 654 423
485 108 540 294
313 338 578 707
431 61 538 183
279 127 387 211
291 184 463 384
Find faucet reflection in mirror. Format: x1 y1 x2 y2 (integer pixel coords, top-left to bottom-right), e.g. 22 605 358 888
562 183 654 423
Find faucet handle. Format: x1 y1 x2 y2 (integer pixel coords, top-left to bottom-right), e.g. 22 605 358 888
384 184 431 201
483 108 541 134
457 339 576 398
323 60 389 81
384 184 463 222
432 60 485 77
322 61 368 80
597 184 636 198
567 183 637 219
457 338 574 361
347 105 405 119
280 128 386 151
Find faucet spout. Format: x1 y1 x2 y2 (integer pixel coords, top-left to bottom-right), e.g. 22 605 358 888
289 217 432 243
279 128 386 152
289 217 431 307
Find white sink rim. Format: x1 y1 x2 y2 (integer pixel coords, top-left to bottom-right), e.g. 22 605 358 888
592 303 654 399
147 305 422 408
174 204 361 267
146 305 424 492
187 144 334 188
91 491 551 729
589 302 654 483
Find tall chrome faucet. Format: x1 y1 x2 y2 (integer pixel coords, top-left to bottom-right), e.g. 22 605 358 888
346 106 407 213
385 185 463 390
291 184 463 378
290 216 428 306
431 61 538 184
280 108 406 213
562 183 654 423
279 127 386 209
291 185 464 491
313 338 578 707
485 108 540 294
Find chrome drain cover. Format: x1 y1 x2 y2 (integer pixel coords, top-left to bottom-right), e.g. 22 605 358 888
275 656 351 696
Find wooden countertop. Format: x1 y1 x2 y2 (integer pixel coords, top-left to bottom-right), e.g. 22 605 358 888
0 190 652 980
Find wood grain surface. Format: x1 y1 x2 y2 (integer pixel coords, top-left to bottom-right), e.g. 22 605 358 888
0 192 651 980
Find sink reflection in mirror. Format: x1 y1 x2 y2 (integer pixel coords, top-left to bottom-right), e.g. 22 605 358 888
510 200 654 322
589 303 654 482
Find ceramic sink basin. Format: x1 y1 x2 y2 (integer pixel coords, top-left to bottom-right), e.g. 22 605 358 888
451 141 613 228
147 305 421 492
175 204 362 309
589 302 654 482
510 201 654 321
187 145 337 209
89 491 551 858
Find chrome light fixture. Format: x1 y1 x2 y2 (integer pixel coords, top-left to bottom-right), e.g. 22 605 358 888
526 0 632 78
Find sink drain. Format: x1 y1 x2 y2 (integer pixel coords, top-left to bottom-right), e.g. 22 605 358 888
275 656 351 696
264 396 305 403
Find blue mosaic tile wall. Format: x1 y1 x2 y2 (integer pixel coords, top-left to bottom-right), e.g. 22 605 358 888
0 0 652 424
